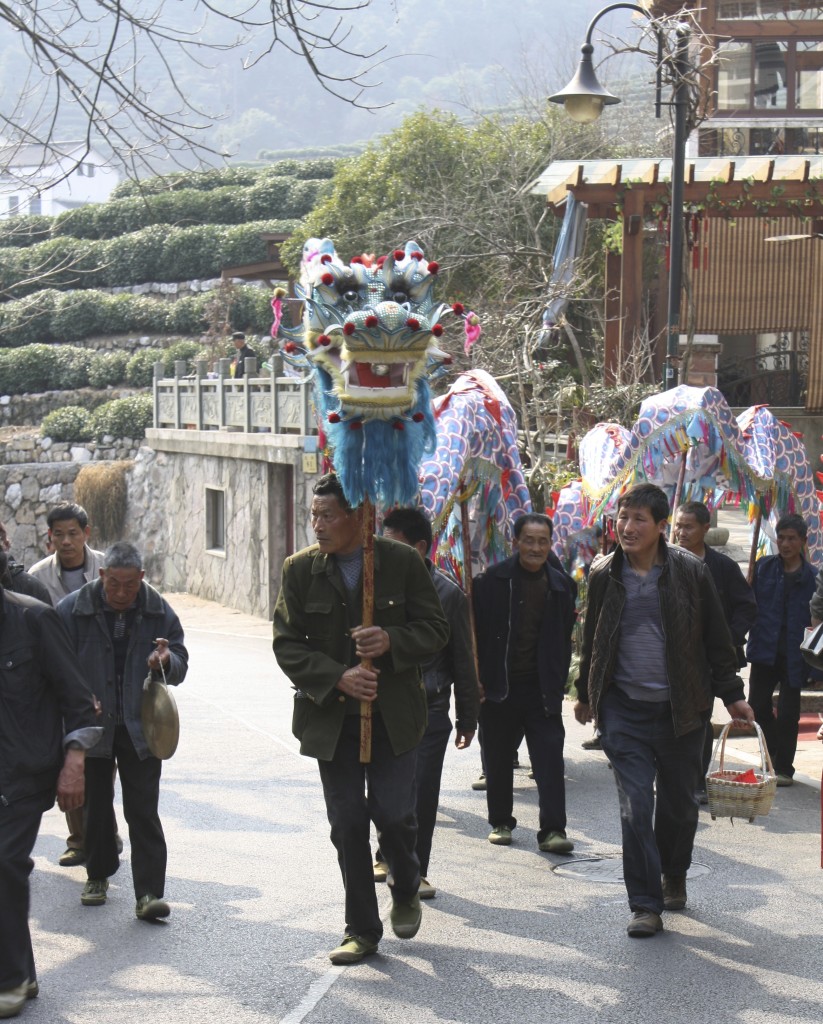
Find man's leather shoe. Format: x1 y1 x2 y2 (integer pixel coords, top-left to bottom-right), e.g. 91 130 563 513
0 982 28 1019
135 895 170 921
328 934 379 965
627 911 663 937
373 859 388 883
390 895 422 939
418 877 436 899
59 847 85 867
662 874 687 911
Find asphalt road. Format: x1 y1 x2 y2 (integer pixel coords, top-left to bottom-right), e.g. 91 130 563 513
26 596 823 1024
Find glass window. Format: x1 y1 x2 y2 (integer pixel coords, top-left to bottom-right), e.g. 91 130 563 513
717 40 752 110
206 488 226 552
754 41 788 108
8 195 19 216
29 196 41 215
796 41 823 109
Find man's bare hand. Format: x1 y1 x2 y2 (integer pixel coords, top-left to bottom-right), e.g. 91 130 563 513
725 699 755 726
148 638 170 671
351 625 390 660
336 664 379 702
57 749 85 812
455 730 475 750
574 700 594 726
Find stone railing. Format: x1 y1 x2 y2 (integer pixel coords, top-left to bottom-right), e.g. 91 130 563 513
153 357 316 435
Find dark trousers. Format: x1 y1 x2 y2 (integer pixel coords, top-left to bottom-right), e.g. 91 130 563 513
480 689 566 841
748 659 801 778
85 725 166 898
413 709 452 877
317 714 419 940
65 765 119 851
0 791 50 990
599 687 704 915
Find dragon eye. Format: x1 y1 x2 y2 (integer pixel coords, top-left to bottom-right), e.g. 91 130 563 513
392 290 409 304
342 289 359 303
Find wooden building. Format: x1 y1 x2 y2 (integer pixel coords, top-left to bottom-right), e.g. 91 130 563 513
534 2 823 411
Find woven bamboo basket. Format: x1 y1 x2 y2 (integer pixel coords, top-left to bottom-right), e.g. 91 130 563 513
706 721 776 823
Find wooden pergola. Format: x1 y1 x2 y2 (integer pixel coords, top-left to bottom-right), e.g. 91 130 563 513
530 154 823 409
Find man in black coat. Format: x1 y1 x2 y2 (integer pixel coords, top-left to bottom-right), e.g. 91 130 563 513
231 331 257 379
472 513 576 854
0 573 100 1018
674 501 757 800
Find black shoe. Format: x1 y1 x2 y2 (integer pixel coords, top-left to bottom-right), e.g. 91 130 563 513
627 911 663 937
59 847 85 867
662 875 687 911
582 735 602 750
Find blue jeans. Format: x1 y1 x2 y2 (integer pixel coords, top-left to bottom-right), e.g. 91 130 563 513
318 714 419 940
599 687 703 914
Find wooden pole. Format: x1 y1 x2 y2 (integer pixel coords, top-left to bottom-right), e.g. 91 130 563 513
359 498 375 763
670 450 688 528
459 487 481 683
747 504 763 585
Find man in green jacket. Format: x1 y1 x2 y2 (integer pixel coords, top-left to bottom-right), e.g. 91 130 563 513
273 474 449 966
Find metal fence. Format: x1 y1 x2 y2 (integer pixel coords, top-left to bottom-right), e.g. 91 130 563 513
152 357 315 435
718 350 807 408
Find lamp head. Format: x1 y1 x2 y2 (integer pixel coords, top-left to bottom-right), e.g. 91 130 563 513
549 43 620 124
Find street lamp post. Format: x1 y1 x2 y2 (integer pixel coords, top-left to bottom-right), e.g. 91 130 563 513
550 2 690 391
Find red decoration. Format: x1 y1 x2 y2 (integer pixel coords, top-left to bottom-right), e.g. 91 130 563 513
393 249 405 260
321 273 334 285
411 250 424 260
320 253 332 264
318 334 332 346
431 323 444 337
284 342 297 353
376 256 387 268
444 355 453 365
412 412 424 422
328 412 341 424
365 315 378 328
393 421 405 431
351 256 364 264
427 261 439 274
343 323 356 336
452 302 465 315
406 318 420 331
350 420 363 431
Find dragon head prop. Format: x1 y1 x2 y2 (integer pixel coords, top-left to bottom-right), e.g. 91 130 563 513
275 239 477 507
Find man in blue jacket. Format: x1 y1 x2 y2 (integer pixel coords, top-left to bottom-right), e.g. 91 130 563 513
472 513 576 853
747 513 817 786
57 542 188 922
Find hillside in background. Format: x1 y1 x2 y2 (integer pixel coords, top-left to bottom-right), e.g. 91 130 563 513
0 0 615 167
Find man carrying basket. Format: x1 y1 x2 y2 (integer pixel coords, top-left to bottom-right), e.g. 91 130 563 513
574 484 754 939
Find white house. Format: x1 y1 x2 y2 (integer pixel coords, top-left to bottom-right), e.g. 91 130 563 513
0 141 119 218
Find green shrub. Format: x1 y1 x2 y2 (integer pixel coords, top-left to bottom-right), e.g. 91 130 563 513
164 339 201 374
51 292 102 341
41 406 95 442
88 351 129 388
93 394 153 440
0 290 59 347
125 349 162 387
54 346 92 389
0 344 60 393
0 215 52 248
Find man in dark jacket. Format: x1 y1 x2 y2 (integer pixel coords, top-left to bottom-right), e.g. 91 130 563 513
746 513 817 786
273 474 449 966
374 506 479 899
0 523 52 605
231 331 256 379
56 542 188 923
472 512 576 854
674 501 758 800
575 484 754 938
0 583 100 1019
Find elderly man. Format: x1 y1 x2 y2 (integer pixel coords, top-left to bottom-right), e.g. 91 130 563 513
576 484 754 938
0 558 100 1019
29 501 107 867
231 331 256 379
56 542 188 922
273 474 449 965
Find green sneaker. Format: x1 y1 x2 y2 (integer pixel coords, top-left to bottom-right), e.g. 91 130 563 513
538 831 574 854
390 894 422 939
80 879 109 906
328 934 379 965
488 826 512 846
135 895 170 921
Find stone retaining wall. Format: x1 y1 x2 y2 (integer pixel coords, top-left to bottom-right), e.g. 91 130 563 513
1 461 84 569
0 434 140 465
0 387 142 427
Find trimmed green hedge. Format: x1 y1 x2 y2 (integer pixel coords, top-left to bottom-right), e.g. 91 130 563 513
0 215 53 249
0 220 297 299
40 394 154 442
108 159 337 200
0 284 274 347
